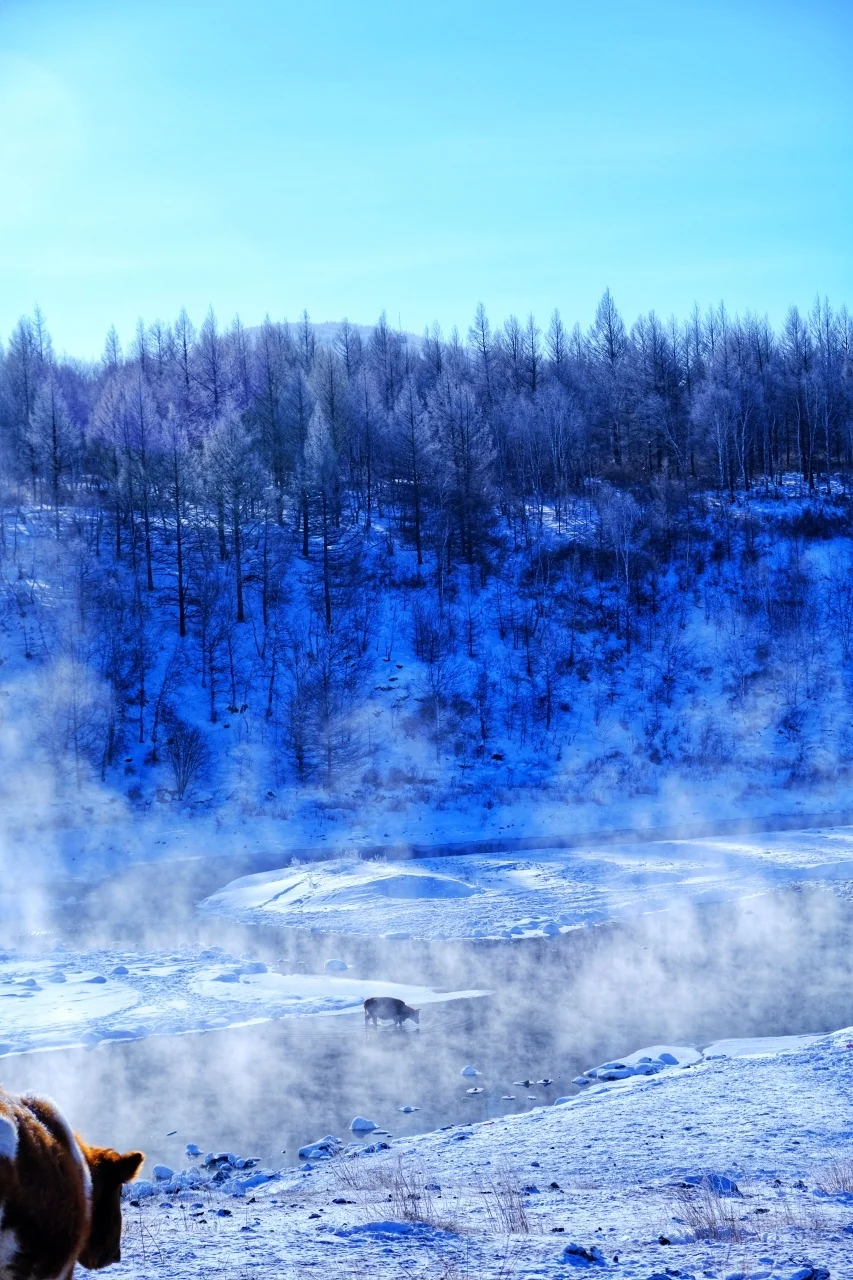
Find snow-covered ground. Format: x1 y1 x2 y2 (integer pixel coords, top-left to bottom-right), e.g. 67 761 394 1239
111 1025 853 1279
0 944 484 1058
202 827 853 940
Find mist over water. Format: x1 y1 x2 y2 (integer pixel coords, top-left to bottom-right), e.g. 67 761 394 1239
3 880 851 1172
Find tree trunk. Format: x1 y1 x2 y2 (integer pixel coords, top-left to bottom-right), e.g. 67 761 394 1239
233 496 245 623
321 491 332 629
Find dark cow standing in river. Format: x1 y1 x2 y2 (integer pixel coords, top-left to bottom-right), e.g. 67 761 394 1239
364 997 420 1028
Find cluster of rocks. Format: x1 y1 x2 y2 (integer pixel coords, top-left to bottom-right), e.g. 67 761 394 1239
572 1052 680 1087
297 1132 391 1164
128 1146 277 1201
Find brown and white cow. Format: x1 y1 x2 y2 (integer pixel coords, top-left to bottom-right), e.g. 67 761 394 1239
0 1087 143 1279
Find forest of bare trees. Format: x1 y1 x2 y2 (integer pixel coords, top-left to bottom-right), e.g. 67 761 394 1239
1 295 852 807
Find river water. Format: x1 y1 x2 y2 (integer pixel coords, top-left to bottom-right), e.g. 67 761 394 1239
2 873 852 1171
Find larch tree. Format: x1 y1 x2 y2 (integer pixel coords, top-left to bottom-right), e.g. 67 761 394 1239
392 374 432 567
28 374 77 534
162 403 192 636
203 407 259 624
589 288 628 466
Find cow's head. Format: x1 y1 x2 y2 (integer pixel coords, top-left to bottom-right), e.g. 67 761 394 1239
410 1007 420 1024
78 1145 144 1270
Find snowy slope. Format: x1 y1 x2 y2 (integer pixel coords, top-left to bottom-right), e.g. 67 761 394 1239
7 486 853 900
110 1025 853 1279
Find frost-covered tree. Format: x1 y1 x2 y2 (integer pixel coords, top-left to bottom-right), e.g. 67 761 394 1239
28 374 77 533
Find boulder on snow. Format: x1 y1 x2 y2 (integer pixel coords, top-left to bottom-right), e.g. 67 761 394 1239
152 1165 173 1180
682 1172 741 1197
232 1171 277 1194
335 1221 445 1239
324 958 348 972
126 1179 155 1200
559 1240 606 1266
350 1117 377 1133
460 1065 480 1077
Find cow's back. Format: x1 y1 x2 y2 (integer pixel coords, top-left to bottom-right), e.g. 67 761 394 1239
365 997 405 1019
0 1089 90 1280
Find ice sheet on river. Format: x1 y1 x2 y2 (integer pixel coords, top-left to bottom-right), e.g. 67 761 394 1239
201 826 853 940
0 946 485 1058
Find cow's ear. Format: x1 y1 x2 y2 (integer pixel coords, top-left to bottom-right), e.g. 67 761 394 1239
111 1150 144 1184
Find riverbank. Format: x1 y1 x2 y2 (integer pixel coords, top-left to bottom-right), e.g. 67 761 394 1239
115 1024 853 1279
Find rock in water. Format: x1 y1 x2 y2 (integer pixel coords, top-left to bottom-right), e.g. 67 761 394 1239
298 1135 342 1160
350 1117 377 1133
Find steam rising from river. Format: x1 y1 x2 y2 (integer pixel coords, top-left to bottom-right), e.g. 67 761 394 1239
1 875 851 1172
1 654 852 1174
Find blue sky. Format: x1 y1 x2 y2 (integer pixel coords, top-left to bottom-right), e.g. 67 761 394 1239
1 0 850 358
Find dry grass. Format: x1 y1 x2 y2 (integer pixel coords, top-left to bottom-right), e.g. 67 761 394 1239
815 1159 853 1195
333 1154 457 1231
473 1160 535 1236
334 1153 540 1239
668 1176 835 1248
671 1182 749 1243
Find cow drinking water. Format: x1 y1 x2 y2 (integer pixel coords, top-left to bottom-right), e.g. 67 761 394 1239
363 996 420 1028
0 1086 143 1278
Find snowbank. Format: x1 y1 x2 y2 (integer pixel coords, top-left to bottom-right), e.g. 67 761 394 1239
201 828 853 941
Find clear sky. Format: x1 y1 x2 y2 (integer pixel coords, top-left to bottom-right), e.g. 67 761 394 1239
1 0 851 359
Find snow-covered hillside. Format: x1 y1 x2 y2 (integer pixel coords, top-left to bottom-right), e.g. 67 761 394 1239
6 484 853 898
